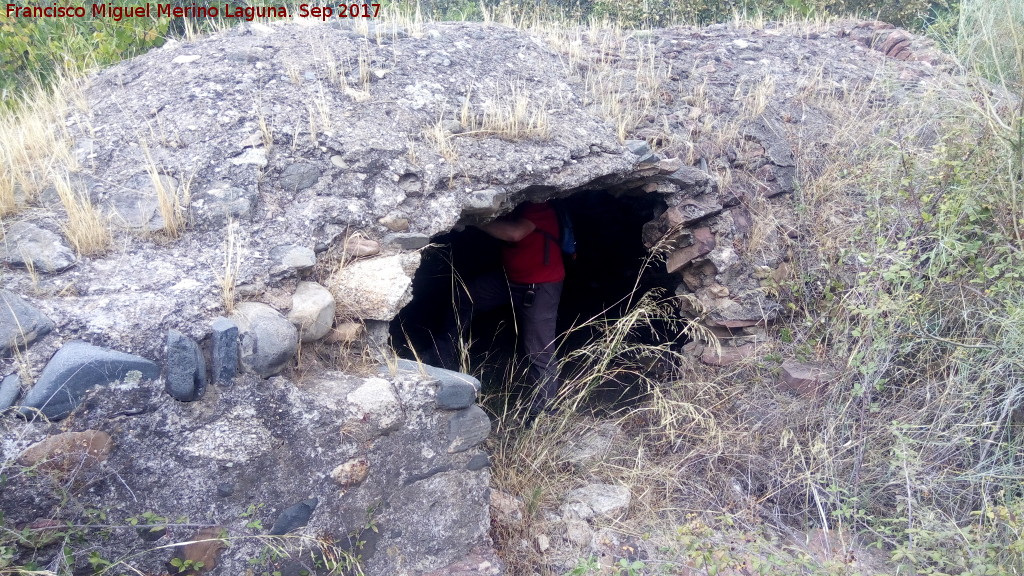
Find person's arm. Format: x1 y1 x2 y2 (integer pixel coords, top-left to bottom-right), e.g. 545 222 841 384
476 217 536 243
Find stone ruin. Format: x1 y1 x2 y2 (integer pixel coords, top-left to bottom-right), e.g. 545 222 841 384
0 15 953 576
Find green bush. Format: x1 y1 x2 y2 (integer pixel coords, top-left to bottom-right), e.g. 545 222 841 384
0 1 170 101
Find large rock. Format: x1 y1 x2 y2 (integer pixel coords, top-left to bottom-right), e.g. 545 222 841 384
229 302 298 378
287 281 336 343
0 290 54 357
18 341 160 420
164 330 207 402
329 253 420 321
0 221 76 273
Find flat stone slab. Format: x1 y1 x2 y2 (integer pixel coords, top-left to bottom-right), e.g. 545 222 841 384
0 290 54 357
392 359 481 392
19 341 160 420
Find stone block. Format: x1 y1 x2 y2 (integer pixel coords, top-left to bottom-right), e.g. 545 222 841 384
780 359 832 398
211 317 239 384
288 281 336 342
165 330 207 402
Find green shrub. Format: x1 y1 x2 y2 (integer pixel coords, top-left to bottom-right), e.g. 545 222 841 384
0 1 171 101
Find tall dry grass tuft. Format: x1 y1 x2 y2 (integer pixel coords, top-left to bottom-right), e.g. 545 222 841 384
53 173 111 256
0 75 79 216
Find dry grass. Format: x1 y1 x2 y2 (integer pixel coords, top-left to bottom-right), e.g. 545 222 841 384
424 113 458 161
0 76 78 216
457 81 551 141
141 143 187 238
53 173 111 256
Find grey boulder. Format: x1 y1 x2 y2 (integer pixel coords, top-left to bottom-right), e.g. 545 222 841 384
18 341 160 420
229 302 298 378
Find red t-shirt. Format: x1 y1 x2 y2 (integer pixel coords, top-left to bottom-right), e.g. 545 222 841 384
501 202 565 284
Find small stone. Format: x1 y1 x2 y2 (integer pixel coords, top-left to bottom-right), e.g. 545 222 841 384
331 457 370 487
383 233 430 250
379 214 410 232
288 281 336 342
269 498 319 535
211 317 239 384
489 490 523 524
167 527 225 574
466 453 489 471
172 54 201 64
625 139 651 157
19 341 160 420
340 236 380 259
330 155 347 168
230 302 298 378
279 163 321 191
447 405 490 453
0 373 20 411
192 185 257 227
656 158 683 174
325 321 364 344
18 430 112 472
565 520 593 546
436 379 477 410
0 290 54 357
463 189 506 215
665 228 716 273
0 221 76 273
216 482 235 497
393 358 481 392
536 534 550 552
165 330 207 402
561 422 621 465
270 244 316 272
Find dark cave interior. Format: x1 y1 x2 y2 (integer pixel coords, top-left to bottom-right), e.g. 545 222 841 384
389 189 686 410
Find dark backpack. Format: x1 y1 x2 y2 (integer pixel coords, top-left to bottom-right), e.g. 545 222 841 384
540 201 576 264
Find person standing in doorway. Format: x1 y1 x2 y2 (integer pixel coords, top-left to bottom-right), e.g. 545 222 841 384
436 201 564 419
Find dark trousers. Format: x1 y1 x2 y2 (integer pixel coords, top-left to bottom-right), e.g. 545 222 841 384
436 272 562 414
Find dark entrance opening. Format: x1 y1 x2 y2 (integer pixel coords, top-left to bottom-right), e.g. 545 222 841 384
389 189 682 411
